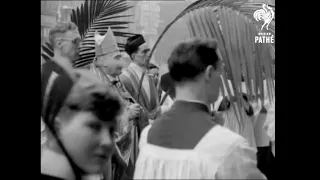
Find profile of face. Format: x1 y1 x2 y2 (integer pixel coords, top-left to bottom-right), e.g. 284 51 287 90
204 59 222 103
97 53 123 77
56 30 81 62
57 111 115 174
132 43 150 68
148 68 159 83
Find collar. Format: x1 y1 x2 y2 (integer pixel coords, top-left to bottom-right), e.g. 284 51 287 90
129 62 145 78
173 100 210 114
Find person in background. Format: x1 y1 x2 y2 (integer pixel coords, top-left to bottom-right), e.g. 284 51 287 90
147 63 160 87
253 79 275 180
89 27 140 180
46 21 81 70
159 72 175 101
119 34 173 136
215 91 257 149
134 38 266 179
41 61 124 180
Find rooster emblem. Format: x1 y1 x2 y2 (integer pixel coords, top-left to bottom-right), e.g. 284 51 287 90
253 4 274 31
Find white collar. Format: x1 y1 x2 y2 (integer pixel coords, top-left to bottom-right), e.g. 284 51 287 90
129 63 145 78
175 98 209 108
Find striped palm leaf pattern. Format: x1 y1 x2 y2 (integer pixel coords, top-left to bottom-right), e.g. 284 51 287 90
147 0 275 126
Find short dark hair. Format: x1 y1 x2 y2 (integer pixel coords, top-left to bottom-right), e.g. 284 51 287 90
59 70 124 123
168 38 220 83
148 63 159 70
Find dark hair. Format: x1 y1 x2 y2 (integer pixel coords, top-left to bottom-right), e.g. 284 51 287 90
64 90 123 122
60 70 124 123
168 38 220 83
148 63 159 70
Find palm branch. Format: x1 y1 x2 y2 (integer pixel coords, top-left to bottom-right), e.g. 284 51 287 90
140 0 275 126
41 0 136 67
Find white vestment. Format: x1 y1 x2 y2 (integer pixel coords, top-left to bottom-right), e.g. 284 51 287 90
134 125 266 179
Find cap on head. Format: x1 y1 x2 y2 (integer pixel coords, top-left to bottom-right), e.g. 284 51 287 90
124 34 145 57
95 27 120 58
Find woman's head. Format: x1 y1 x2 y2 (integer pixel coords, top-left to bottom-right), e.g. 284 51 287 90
43 69 124 174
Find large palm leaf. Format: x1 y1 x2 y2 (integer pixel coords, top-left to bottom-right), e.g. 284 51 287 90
141 0 275 126
41 0 136 67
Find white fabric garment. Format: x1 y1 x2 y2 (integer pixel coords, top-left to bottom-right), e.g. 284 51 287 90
134 125 266 179
129 63 173 113
130 63 152 100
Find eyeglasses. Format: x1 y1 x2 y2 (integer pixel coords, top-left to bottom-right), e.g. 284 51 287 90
58 37 81 45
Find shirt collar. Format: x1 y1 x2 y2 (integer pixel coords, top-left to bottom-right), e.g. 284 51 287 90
130 63 144 78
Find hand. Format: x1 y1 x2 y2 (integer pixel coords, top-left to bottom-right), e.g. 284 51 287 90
128 103 141 120
149 106 162 120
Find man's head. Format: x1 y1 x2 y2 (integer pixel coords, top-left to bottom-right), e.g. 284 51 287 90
168 38 222 103
124 34 150 68
94 28 123 77
49 22 81 63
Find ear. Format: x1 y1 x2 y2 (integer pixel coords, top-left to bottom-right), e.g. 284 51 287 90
204 65 214 81
131 53 136 60
56 39 62 49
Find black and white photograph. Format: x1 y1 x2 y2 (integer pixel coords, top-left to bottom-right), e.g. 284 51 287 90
41 0 275 179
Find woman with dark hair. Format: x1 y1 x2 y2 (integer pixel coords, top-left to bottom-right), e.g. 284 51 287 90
41 61 125 180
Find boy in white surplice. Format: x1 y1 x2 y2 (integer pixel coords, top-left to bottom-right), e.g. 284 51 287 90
134 38 266 179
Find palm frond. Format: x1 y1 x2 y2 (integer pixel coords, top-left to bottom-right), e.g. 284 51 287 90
146 0 275 125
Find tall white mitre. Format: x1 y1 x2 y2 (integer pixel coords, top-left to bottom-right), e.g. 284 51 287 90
95 27 120 58
90 27 120 79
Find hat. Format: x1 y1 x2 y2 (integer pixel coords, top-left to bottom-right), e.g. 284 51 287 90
124 34 145 56
95 27 120 58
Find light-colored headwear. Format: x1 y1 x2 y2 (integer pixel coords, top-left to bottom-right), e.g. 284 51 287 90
95 27 120 58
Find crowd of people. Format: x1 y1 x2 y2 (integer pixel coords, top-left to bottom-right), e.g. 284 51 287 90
41 21 275 180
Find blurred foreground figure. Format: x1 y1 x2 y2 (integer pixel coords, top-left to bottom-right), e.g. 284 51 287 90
134 38 266 179
41 61 124 180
